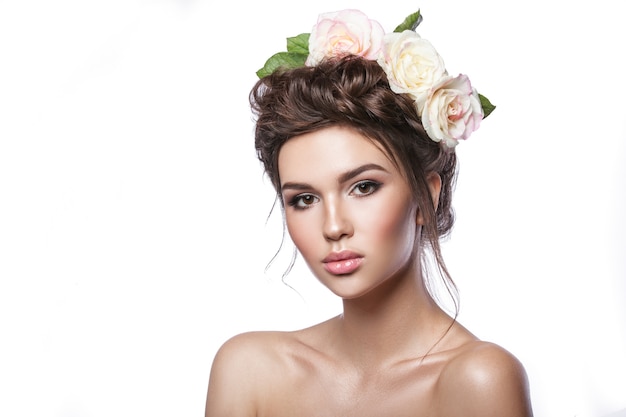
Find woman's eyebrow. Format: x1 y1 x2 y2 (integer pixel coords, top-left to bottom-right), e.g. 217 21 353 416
281 181 312 192
337 163 388 183
281 163 388 192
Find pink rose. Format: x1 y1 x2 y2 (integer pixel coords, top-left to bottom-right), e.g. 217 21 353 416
306 9 385 66
421 74 483 148
378 30 447 109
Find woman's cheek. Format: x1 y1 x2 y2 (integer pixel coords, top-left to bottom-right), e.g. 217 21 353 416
286 213 317 256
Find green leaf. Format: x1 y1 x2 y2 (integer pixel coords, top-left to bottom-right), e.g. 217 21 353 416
256 51 308 79
256 33 310 78
394 10 423 32
479 93 496 119
286 33 310 55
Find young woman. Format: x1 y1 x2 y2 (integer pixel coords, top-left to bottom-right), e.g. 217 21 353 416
205 9 533 417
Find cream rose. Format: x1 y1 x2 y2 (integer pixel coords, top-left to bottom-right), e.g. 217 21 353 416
306 9 385 66
421 74 483 148
378 30 447 109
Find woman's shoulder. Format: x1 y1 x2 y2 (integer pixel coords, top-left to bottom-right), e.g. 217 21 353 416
211 325 332 369
211 330 296 370
209 328 327 380
436 340 533 416
205 330 300 416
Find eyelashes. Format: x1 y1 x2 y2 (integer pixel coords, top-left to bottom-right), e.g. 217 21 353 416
286 180 382 210
287 193 318 209
353 180 379 196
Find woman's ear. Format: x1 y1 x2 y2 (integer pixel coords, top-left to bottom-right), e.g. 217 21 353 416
417 172 442 225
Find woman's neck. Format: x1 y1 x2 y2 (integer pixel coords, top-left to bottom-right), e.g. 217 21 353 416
333 267 453 369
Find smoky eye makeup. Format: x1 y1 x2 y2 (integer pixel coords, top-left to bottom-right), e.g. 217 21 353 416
286 193 319 210
350 180 382 197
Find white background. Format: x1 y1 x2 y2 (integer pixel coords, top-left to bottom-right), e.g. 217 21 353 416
1 1 625 416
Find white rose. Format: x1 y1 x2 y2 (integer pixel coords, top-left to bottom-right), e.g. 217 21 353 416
378 30 447 110
421 74 483 148
306 9 385 66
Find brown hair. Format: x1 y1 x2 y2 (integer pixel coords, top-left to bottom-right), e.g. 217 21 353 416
250 56 459 311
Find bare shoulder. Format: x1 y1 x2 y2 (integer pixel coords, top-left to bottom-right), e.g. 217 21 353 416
211 330 285 365
436 340 533 417
205 331 292 417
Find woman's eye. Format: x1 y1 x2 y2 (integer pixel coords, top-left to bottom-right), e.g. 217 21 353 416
352 181 380 196
289 194 319 209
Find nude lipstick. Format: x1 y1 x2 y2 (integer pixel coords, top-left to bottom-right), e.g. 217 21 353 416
322 250 363 275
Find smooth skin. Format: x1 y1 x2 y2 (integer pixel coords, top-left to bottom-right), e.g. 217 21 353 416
205 126 533 417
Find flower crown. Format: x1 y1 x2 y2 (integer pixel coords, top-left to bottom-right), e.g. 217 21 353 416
256 9 495 149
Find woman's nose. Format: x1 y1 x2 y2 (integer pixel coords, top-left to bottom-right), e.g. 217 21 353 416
322 198 353 241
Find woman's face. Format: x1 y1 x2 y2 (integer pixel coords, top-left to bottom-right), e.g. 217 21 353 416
278 125 421 299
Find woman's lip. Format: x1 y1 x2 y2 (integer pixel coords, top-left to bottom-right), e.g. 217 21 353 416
322 250 362 263
323 251 363 275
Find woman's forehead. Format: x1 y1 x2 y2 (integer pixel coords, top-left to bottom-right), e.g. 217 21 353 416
278 126 399 180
